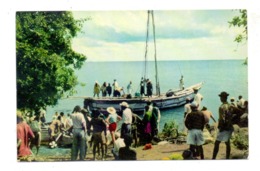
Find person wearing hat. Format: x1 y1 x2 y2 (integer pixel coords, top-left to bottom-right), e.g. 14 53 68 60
105 107 122 145
183 97 192 134
119 101 133 139
185 101 206 159
193 87 203 110
212 91 240 159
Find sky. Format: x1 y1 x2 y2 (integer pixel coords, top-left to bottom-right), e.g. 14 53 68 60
71 10 248 62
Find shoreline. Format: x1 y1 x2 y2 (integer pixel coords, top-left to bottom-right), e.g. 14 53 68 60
29 137 248 162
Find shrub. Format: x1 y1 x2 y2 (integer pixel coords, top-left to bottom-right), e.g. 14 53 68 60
162 120 179 138
231 132 248 150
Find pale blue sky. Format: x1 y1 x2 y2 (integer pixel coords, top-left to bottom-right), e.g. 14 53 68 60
72 10 247 62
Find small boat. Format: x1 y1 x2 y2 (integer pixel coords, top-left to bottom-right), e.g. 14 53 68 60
83 11 203 113
41 125 73 147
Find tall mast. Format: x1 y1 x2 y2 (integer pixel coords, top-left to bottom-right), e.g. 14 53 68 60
151 11 160 96
143 10 150 81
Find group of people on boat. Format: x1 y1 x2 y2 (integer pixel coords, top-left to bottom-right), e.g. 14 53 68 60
93 79 126 98
92 77 155 99
183 90 248 159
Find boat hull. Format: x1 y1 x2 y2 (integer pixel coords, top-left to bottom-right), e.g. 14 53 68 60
84 82 203 113
41 126 73 146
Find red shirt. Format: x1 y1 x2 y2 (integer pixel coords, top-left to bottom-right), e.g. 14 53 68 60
17 122 34 157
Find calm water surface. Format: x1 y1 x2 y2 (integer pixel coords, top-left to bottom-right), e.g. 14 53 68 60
46 60 248 132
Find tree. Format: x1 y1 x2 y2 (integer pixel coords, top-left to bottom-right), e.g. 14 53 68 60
228 10 247 65
228 9 247 43
16 11 87 113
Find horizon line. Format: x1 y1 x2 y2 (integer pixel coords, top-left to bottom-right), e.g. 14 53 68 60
85 58 246 62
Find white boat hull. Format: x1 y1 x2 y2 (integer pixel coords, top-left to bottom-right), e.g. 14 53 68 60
84 82 203 113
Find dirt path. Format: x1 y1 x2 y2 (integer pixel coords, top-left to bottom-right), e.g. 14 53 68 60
33 141 247 162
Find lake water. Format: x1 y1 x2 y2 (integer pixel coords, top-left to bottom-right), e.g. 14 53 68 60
46 60 248 132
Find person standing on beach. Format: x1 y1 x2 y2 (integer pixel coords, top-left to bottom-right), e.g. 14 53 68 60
39 110 46 126
152 102 161 135
28 115 41 155
70 105 87 161
106 83 112 97
17 111 35 161
48 115 62 142
120 101 132 139
142 105 153 144
184 97 192 118
185 102 206 159
106 107 122 146
183 97 191 133
201 106 217 127
212 91 238 159
87 110 107 161
111 132 125 160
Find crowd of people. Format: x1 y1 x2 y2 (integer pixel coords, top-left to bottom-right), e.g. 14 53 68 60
184 90 248 159
17 88 248 161
92 78 154 98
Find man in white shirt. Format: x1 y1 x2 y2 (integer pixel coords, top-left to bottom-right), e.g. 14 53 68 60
237 95 245 110
184 97 192 118
111 132 125 160
113 79 119 97
193 88 203 110
70 106 86 161
120 101 132 139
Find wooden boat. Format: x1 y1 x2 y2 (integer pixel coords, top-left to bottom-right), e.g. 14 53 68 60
41 125 73 146
84 82 202 113
83 11 203 113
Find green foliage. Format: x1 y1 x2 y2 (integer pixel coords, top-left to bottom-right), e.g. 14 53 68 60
231 131 249 150
162 120 179 138
169 153 183 160
228 9 247 43
16 11 87 112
